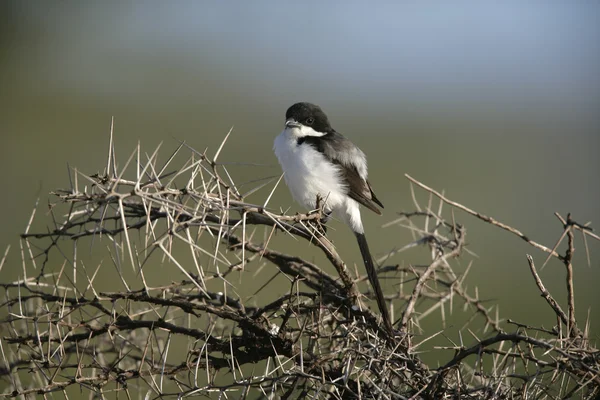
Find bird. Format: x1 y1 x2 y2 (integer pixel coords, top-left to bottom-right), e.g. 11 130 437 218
273 102 393 335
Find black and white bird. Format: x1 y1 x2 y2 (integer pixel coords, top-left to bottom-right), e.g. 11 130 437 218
273 102 393 334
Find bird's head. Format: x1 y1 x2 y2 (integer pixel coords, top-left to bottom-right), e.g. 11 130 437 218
284 102 333 138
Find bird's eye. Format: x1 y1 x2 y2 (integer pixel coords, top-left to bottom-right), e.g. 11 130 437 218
305 117 315 125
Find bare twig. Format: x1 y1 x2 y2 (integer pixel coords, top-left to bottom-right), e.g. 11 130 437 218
526 254 569 328
405 174 564 262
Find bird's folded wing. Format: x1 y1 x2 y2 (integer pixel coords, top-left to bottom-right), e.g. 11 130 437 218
335 163 384 215
302 130 384 215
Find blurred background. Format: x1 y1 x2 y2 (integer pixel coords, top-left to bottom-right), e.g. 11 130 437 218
1 1 599 363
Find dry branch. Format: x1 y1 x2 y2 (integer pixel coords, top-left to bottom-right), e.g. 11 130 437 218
0 133 597 399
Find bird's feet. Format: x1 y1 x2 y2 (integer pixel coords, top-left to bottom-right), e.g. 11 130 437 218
308 210 331 236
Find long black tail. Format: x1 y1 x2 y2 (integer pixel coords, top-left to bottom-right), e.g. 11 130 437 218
355 232 394 335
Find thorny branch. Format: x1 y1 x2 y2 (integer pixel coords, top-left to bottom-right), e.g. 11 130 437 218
0 133 598 399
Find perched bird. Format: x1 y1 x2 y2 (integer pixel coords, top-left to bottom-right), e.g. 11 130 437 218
273 102 393 334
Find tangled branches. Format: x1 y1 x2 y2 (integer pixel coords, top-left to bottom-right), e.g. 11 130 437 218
1 129 598 399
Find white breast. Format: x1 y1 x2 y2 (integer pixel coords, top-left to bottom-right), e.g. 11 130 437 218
273 128 348 212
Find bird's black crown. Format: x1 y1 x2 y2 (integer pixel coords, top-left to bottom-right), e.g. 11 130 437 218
285 102 333 133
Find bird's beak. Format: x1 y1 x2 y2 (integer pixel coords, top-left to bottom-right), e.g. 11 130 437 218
285 119 301 129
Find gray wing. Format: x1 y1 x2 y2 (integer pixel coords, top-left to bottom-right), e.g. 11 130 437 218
338 163 384 215
304 131 384 215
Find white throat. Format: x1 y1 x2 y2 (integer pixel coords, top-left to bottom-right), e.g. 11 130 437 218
284 124 327 139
